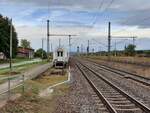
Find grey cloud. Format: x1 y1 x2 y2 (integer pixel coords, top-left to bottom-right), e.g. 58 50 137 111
119 8 150 28
2 0 150 28
3 0 150 11
1 0 108 10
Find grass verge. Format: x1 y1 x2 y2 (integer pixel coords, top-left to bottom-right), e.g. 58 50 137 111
0 68 69 113
0 60 47 76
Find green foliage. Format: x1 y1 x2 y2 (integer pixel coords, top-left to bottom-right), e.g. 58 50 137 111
20 39 31 48
124 44 136 56
0 14 18 58
34 48 47 59
144 50 150 55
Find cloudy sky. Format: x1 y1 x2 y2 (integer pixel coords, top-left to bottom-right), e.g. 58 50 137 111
0 0 150 51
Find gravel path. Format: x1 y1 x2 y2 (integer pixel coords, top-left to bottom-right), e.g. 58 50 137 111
54 60 104 113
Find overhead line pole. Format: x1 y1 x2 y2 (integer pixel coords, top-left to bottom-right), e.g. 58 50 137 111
81 44 83 54
47 20 50 58
87 40 89 55
42 38 44 59
10 19 12 71
59 38 61 47
8 18 13 100
108 22 111 60
69 35 71 58
133 36 136 45
51 43 53 52
114 41 117 56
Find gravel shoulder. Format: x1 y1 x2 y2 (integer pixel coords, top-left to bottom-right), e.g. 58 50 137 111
54 60 102 113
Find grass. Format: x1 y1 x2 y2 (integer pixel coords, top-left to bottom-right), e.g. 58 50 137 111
84 55 150 64
0 60 48 84
0 58 33 64
36 68 68 86
0 68 69 113
12 58 33 63
0 60 47 76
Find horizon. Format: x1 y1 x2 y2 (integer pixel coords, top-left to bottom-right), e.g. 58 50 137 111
0 0 150 51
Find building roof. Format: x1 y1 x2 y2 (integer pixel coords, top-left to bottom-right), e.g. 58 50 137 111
18 47 34 51
57 48 64 51
18 47 34 54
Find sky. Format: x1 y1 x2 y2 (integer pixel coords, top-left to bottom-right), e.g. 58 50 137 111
0 0 150 52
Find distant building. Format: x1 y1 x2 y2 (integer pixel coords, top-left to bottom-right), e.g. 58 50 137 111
17 47 34 59
0 52 6 60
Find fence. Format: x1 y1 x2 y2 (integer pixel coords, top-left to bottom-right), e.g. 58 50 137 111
0 74 25 100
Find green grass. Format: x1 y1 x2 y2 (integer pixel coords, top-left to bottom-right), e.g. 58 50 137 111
0 60 47 76
1 69 69 113
12 58 33 63
12 68 68 96
0 58 33 64
0 60 48 85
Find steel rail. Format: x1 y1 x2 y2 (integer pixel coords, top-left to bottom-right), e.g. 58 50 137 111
78 61 150 113
76 63 117 113
87 59 150 86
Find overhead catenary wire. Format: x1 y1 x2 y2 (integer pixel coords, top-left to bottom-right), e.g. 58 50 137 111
90 0 115 28
112 10 150 37
46 0 115 52
91 38 108 47
89 0 105 27
111 39 128 47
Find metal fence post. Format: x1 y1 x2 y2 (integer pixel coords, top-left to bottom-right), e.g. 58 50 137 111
22 75 25 95
8 76 10 100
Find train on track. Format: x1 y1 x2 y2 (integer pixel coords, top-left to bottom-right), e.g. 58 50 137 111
53 47 69 68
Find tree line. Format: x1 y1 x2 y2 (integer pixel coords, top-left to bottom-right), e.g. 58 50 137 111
0 15 18 58
85 44 150 57
0 14 45 59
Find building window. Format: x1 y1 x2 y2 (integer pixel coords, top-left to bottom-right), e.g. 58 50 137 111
61 52 63 56
57 51 63 57
57 52 59 56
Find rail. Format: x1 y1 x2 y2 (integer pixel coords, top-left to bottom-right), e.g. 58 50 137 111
76 63 117 113
87 60 150 86
77 60 150 113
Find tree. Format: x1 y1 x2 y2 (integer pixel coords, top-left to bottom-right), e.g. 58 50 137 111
34 48 47 59
124 44 136 56
20 39 31 48
0 15 18 58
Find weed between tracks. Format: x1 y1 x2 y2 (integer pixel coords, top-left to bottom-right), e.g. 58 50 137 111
0 68 69 113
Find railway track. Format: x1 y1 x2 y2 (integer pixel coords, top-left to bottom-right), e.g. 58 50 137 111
76 61 150 113
86 59 150 86
93 58 150 67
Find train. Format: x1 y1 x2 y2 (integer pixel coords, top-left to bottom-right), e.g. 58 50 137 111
53 47 69 68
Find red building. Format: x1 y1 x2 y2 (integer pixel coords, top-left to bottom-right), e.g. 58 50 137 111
17 47 34 59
